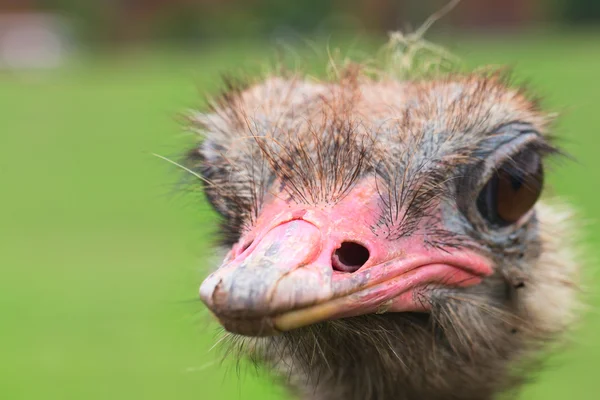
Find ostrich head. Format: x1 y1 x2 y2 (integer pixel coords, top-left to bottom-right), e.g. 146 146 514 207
188 62 581 399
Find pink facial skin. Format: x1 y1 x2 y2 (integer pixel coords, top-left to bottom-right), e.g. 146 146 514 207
200 179 494 336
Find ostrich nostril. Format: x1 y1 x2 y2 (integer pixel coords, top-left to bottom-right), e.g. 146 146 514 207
332 242 370 273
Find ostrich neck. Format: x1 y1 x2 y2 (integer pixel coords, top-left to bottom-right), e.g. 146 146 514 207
279 342 498 400
261 314 517 400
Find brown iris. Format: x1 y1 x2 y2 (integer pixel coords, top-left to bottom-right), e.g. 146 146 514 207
477 150 544 227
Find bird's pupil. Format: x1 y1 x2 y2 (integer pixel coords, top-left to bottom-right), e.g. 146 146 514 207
509 172 523 191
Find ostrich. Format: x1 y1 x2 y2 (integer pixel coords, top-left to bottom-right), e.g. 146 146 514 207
186 38 581 400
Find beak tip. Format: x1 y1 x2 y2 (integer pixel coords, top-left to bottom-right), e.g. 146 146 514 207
199 273 221 306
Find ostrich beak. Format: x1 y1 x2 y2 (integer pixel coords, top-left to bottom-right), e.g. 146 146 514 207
199 181 493 336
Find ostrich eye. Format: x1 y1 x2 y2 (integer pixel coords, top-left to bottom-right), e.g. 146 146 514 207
477 150 544 227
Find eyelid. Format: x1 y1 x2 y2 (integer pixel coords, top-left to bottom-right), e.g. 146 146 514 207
455 131 550 231
473 133 547 188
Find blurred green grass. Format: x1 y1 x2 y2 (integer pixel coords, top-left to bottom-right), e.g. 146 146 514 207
1 33 599 399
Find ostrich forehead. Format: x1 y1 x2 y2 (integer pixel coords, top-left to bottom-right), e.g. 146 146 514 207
195 72 557 219
200 73 551 154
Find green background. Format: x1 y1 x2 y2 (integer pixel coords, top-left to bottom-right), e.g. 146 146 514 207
1 34 599 399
